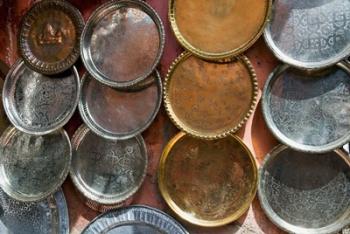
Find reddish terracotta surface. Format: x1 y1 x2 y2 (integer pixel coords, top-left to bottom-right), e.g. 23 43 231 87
0 0 285 233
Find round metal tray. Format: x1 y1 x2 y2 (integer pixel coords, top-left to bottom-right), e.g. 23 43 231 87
258 145 350 234
158 132 257 227
0 126 71 202
265 0 350 69
169 0 271 60
70 125 148 212
164 52 258 139
82 205 188 234
19 0 84 75
262 63 350 153
3 60 80 135
0 188 69 234
79 71 162 140
81 0 165 89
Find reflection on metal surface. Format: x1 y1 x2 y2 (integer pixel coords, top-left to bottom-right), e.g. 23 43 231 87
164 52 258 139
259 145 350 234
19 0 84 74
0 188 69 234
70 125 148 212
169 0 271 60
0 127 71 202
79 72 162 140
82 205 188 234
81 0 164 89
158 132 257 227
262 63 350 152
3 60 80 135
265 0 350 69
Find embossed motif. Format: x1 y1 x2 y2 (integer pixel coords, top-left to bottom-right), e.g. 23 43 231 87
38 23 64 45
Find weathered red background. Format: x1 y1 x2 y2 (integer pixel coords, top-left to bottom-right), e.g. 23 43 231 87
0 0 285 233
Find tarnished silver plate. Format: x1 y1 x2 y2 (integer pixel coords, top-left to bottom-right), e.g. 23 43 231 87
70 125 148 212
79 72 162 140
82 205 188 234
0 127 71 202
265 0 350 69
0 188 69 234
80 0 165 89
3 60 80 135
262 63 350 153
258 145 350 234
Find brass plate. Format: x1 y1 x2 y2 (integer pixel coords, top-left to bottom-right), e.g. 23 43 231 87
164 52 258 139
158 132 258 227
0 61 9 135
169 0 271 60
19 0 84 75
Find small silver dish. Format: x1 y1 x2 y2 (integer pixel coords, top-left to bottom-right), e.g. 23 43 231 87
70 125 148 212
0 126 71 202
80 0 165 89
262 63 350 153
82 205 188 234
265 0 350 69
3 60 80 135
79 72 162 140
258 145 350 234
0 188 69 234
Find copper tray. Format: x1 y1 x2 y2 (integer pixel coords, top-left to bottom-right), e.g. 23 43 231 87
258 145 350 234
164 52 258 139
81 0 165 89
19 0 84 75
169 0 271 60
158 132 258 227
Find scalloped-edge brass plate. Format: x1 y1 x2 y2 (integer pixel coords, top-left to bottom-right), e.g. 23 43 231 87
169 0 271 60
164 52 258 140
158 132 258 227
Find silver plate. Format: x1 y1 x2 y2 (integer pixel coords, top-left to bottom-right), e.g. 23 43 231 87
0 188 69 234
262 63 350 153
258 145 350 234
0 126 71 202
80 0 165 89
79 71 162 140
82 205 188 234
265 0 350 69
70 125 148 211
3 60 80 135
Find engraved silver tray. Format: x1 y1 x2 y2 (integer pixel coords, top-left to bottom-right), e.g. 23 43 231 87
70 125 148 212
82 205 188 234
265 0 350 69
80 0 165 89
262 63 350 153
3 60 80 135
258 145 350 234
0 126 71 202
79 72 162 140
0 188 69 234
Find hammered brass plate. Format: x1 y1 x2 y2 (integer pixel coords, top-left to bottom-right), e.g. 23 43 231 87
158 132 258 227
169 0 271 60
164 52 258 139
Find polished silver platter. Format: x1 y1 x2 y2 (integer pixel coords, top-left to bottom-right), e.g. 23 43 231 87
3 60 80 135
265 0 350 69
79 72 162 140
0 188 69 234
262 63 350 153
0 126 71 202
81 0 165 89
70 125 148 212
82 205 188 234
258 145 350 234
